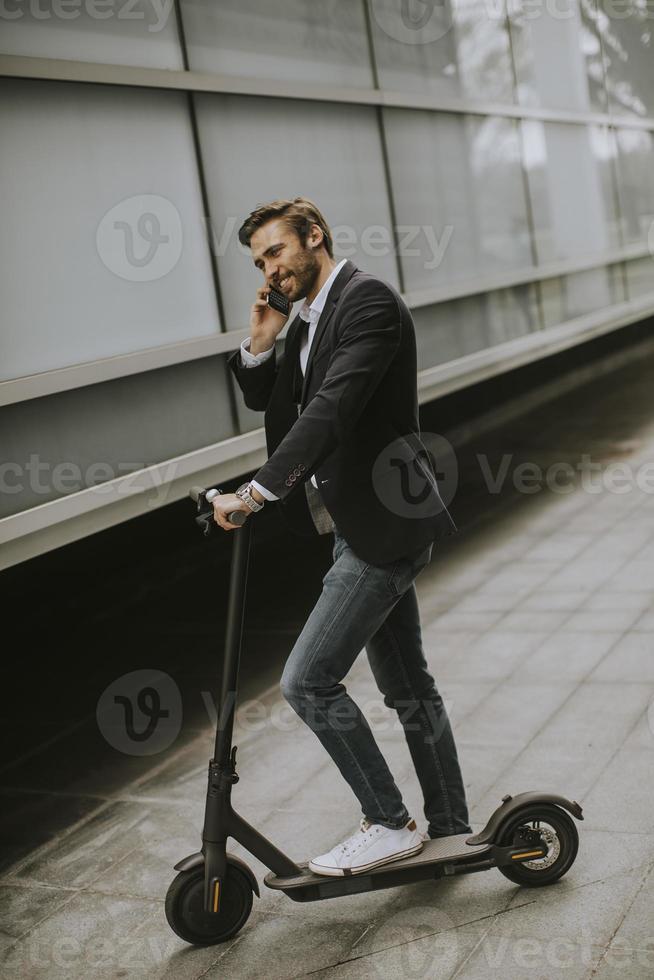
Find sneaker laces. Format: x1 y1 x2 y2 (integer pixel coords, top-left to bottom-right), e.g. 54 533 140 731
337 818 382 856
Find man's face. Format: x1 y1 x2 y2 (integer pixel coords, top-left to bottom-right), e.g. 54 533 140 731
250 218 321 303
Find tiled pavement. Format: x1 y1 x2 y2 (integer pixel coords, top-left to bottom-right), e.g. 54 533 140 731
2 350 654 978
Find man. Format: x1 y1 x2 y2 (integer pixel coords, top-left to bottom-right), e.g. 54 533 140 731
212 197 471 876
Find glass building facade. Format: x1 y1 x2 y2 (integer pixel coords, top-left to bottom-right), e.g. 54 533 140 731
0 0 653 566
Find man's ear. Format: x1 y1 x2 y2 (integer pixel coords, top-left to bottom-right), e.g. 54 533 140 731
307 223 323 250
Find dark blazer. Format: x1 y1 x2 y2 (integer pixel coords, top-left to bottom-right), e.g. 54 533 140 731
227 259 458 565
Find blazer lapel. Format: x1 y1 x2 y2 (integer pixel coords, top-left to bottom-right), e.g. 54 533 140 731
283 313 305 407
299 260 357 410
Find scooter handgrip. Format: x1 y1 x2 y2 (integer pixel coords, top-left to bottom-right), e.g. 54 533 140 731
227 510 248 526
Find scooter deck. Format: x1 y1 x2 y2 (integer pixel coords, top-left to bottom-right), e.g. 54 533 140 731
264 833 490 892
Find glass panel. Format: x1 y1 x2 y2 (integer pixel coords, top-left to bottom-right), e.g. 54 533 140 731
509 0 606 111
384 109 533 293
195 94 398 331
0 79 220 382
614 127 654 245
539 265 624 327
0 0 182 69
523 122 621 264
182 0 374 88
370 0 515 103
0 355 236 519
625 256 654 300
412 283 540 370
596 0 654 118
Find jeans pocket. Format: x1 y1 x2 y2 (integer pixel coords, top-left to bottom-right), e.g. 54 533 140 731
387 543 432 597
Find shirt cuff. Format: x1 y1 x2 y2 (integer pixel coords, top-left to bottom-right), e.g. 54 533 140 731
240 337 274 367
250 479 279 502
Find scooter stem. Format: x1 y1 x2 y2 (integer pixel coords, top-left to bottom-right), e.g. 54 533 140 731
213 516 253 767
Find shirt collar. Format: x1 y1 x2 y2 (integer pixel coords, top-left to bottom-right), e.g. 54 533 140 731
298 258 347 323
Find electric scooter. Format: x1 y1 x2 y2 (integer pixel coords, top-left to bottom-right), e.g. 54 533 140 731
166 485 584 947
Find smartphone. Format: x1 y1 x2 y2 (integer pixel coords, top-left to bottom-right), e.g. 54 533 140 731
267 286 291 317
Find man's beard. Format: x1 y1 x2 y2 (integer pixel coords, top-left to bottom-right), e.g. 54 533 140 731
283 248 321 302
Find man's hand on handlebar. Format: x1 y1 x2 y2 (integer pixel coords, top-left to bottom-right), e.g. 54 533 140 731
211 493 252 531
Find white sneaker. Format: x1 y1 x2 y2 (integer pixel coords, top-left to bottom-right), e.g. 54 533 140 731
308 817 424 876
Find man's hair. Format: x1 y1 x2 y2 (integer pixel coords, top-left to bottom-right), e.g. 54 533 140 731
238 197 334 258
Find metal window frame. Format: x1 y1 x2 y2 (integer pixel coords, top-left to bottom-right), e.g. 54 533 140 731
2 48 652 407
2 26 654 569
1 243 650 406
2 288 653 570
1 54 654 131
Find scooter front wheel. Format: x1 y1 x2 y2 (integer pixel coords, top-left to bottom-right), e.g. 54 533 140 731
498 803 579 887
165 861 253 946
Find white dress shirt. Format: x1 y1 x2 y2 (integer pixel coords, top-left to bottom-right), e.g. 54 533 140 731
240 259 347 502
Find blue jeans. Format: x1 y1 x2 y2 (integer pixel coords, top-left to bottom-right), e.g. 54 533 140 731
280 525 471 837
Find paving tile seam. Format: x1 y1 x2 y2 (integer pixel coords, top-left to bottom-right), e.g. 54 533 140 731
581 821 654 835
574 704 654 814
0 885 83 953
1 640 269 781
5 445 654 966
455 942 608 980
447 910 516 980
589 861 654 978
0 790 178 886
453 615 642 808
0 649 636 904
0 798 129 884
509 862 654 903
426 517 654 813
0 717 91 778
0 785 111 801
3 882 165 949
324 870 524 977
301 913 506 979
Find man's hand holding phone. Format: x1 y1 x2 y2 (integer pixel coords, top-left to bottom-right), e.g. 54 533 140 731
249 286 291 356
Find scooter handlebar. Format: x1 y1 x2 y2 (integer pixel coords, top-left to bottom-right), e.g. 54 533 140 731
189 486 249 534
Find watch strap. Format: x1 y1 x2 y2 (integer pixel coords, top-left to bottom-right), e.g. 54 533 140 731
235 482 264 512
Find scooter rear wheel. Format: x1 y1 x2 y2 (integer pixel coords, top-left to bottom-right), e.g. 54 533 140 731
165 861 253 946
498 803 579 887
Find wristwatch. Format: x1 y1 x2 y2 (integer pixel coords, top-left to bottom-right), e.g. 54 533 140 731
235 481 265 513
